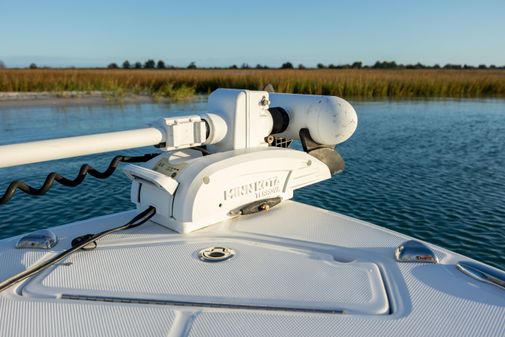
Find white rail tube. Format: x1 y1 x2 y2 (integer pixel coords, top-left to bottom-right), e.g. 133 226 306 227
0 128 165 169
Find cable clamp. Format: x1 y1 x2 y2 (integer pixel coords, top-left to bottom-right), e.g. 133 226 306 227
154 116 207 151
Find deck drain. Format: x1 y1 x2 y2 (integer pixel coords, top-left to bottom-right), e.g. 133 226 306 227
198 246 235 262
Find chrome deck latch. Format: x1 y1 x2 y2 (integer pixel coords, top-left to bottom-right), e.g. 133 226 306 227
16 229 58 249
394 240 438 263
457 261 505 290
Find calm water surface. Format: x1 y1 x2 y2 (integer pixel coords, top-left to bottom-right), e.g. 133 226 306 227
0 98 504 269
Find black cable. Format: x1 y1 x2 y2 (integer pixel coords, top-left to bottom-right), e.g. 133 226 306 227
0 153 159 205
0 206 156 292
191 146 210 156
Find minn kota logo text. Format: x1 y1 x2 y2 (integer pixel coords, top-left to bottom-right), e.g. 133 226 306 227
224 177 281 200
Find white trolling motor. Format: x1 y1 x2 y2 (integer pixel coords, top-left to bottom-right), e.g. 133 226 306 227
0 89 358 233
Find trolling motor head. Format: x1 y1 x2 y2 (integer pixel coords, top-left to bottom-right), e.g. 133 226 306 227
268 92 358 175
125 89 357 233
149 89 358 173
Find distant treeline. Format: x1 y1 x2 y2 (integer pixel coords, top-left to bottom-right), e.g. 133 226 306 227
4 59 505 70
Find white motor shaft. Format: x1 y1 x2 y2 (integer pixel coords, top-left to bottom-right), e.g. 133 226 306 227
0 113 227 169
0 128 165 169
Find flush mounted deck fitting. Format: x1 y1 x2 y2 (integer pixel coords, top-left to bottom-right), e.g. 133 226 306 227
395 240 438 263
198 246 235 262
16 229 58 249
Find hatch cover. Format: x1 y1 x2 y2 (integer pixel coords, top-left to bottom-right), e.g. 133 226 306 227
24 239 389 315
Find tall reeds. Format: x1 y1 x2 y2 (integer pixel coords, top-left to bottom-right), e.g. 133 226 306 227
1 69 504 98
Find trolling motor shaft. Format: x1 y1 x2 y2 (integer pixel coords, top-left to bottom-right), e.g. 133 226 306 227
0 128 164 168
0 114 226 169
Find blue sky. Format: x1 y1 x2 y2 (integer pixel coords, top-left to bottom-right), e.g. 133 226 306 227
1 0 504 68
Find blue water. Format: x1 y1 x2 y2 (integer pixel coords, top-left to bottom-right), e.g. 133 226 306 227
1 98 504 270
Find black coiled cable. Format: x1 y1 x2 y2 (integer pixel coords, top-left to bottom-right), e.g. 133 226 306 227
0 153 159 205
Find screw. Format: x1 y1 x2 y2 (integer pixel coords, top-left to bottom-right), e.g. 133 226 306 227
260 96 270 107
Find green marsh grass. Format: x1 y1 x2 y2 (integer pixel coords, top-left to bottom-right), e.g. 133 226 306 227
1 69 504 98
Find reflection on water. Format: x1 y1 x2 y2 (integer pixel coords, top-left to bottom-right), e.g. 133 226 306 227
0 98 504 269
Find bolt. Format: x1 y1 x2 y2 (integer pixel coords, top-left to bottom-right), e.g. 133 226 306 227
265 135 274 144
258 203 270 212
260 96 270 107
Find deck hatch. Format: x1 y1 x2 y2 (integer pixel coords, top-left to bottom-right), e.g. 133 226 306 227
23 239 390 315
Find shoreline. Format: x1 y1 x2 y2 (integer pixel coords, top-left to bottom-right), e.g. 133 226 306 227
0 91 168 107
1 92 504 109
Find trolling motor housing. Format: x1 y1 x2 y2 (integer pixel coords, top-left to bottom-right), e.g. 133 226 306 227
0 88 357 232
124 89 357 233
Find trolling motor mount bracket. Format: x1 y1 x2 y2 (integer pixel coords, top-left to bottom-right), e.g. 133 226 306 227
299 128 345 175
